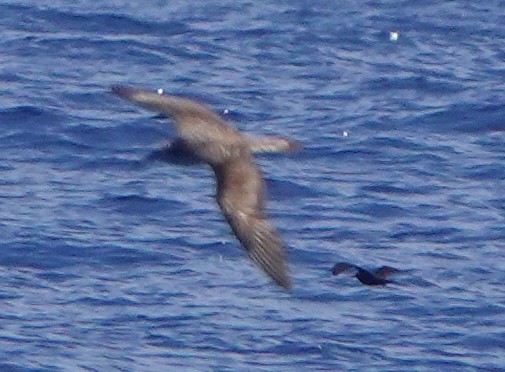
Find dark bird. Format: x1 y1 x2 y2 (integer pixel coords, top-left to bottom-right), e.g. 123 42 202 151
111 85 299 290
331 262 399 286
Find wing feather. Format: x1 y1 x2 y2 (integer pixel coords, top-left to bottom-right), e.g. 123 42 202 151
215 159 291 290
223 208 291 290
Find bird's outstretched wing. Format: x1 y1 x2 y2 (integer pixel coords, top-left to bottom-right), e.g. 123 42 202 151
220 203 291 290
331 262 358 276
215 158 291 291
374 266 399 279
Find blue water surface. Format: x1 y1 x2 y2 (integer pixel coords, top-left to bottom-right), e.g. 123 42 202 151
1 1 504 370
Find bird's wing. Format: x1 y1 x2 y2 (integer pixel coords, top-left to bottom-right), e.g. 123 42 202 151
244 135 301 153
374 266 399 279
215 159 291 291
221 205 291 291
331 262 358 276
111 85 228 129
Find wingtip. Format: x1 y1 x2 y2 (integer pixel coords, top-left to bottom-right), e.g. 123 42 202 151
286 139 302 152
274 273 292 292
257 252 292 292
247 136 302 154
331 262 357 276
374 266 400 279
111 85 137 99
282 281 292 292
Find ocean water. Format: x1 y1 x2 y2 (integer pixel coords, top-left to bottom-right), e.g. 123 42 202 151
1 0 505 370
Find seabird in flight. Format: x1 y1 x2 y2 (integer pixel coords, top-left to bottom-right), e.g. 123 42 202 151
331 262 399 286
111 85 299 290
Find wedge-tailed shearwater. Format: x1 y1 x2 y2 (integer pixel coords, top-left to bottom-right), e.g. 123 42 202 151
331 262 399 286
111 85 298 290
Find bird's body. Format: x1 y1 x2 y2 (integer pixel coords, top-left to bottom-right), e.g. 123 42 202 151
112 86 297 290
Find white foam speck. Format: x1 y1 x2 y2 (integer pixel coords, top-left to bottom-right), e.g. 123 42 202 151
389 31 399 41
157 88 164 95
223 108 230 114
343 130 349 137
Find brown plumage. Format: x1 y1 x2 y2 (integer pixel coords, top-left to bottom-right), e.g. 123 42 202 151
111 85 297 290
